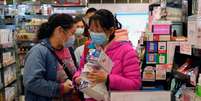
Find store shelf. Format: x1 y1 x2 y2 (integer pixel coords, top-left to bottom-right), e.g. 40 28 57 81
2 60 16 68
52 5 86 7
4 78 16 87
0 43 13 49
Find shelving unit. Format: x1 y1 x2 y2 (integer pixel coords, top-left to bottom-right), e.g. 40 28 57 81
141 0 188 90
0 26 18 101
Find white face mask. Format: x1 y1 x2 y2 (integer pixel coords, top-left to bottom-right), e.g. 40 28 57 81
90 31 108 45
75 28 84 36
64 35 75 47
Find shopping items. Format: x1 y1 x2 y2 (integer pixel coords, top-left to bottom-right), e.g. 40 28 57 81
79 49 113 101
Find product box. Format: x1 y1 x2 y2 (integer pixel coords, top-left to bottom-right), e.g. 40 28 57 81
153 35 171 41
146 53 158 64
156 65 166 80
166 7 183 21
158 54 167 64
0 29 13 44
188 15 201 48
4 66 16 86
146 42 158 53
152 24 171 35
158 42 167 54
143 66 155 81
5 87 16 101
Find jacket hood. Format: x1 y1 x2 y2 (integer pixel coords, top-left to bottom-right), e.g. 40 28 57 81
106 29 132 52
106 41 133 52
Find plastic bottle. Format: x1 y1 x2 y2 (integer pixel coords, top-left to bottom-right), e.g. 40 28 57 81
196 74 201 97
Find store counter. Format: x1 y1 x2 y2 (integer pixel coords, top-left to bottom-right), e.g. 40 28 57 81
111 91 171 101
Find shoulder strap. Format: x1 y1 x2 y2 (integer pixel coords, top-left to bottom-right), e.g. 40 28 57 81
40 42 72 80
68 47 78 68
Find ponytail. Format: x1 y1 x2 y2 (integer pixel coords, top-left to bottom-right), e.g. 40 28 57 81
37 13 74 41
37 22 51 40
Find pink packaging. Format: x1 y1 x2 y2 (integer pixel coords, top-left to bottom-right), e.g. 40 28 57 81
153 24 171 35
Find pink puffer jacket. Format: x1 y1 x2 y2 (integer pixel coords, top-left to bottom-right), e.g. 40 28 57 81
73 29 141 101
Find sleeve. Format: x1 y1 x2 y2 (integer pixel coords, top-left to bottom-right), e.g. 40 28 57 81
23 47 61 97
109 49 141 90
74 47 81 66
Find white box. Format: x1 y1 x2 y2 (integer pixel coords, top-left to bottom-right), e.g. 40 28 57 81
188 15 201 48
111 91 171 101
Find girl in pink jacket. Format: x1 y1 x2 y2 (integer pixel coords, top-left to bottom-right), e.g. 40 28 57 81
74 9 141 101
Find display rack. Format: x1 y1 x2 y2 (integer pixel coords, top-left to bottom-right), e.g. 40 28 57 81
140 0 188 91
0 25 18 101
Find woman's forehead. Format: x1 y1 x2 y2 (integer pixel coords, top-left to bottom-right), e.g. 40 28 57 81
90 20 101 29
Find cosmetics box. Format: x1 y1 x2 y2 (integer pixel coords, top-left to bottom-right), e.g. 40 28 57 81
156 65 166 80
146 53 158 64
152 24 171 35
146 42 158 53
158 54 167 64
143 66 155 81
158 42 167 54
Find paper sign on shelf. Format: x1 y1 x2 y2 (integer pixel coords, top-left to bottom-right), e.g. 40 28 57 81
180 42 192 55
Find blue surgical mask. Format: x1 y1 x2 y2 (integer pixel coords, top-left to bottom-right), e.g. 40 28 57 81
90 32 107 45
65 35 75 47
75 28 84 36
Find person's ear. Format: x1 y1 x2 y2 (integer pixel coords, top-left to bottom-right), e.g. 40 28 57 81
110 27 115 34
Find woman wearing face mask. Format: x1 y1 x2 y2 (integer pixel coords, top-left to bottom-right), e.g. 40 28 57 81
73 16 89 66
23 14 77 101
73 9 141 101
74 16 89 48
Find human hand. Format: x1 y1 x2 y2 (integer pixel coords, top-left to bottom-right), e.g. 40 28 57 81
63 79 74 93
75 77 81 85
87 69 107 84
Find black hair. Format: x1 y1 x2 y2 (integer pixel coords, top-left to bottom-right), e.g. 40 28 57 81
89 9 122 41
74 15 85 24
37 13 74 40
85 8 97 15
